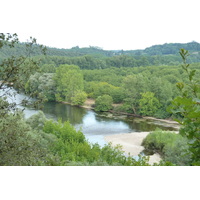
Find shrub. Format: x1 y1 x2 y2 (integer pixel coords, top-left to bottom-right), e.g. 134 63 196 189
43 119 150 166
71 91 87 106
139 92 160 116
26 111 47 130
0 112 55 166
142 129 191 165
95 95 113 112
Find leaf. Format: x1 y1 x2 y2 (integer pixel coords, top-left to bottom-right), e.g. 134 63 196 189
189 70 196 81
187 111 200 118
176 82 184 91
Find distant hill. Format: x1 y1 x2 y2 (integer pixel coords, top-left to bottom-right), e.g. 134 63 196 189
125 41 200 55
1 41 200 57
141 41 200 55
1 41 200 67
0 43 115 58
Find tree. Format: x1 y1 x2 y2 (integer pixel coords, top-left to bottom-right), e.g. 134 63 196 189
95 95 113 112
25 72 56 101
86 81 125 103
0 33 46 116
54 64 84 102
139 92 160 116
122 74 148 114
170 49 200 165
0 34 56 166
71 91 87 106
0 112 55 166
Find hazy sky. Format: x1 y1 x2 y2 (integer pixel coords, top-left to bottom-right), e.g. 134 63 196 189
1 0 200 50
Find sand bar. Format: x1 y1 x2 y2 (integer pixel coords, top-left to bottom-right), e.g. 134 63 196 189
104 132 162 165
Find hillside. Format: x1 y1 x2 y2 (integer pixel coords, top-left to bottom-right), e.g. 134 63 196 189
130 41 200 56
1 41 200 67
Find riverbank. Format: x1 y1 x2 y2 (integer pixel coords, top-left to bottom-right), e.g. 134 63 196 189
61 98 180 131
104 132 162 165
65 99 179 122
61 98 95 109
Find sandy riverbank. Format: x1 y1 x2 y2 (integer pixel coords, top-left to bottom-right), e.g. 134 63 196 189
104 132 162 165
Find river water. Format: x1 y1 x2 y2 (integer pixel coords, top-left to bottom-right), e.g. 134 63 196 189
1 88 177 146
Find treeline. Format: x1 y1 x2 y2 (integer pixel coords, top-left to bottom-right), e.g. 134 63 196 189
1 41 200 69
34 53 199 71
24 61 200 119
141 41 200 55
1 41 200 57
6 40 198 119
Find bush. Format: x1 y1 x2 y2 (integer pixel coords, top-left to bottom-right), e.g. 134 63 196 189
139 92 160 116
26 111 47 130
113 103 134 113
43 119 150 166
94 95 113 112
142 129 192 165
0 112 55 166
71 91 87 106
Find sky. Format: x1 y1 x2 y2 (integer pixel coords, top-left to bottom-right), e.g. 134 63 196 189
1 0 200 50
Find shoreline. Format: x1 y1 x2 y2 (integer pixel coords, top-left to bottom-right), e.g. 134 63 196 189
61 98 180 127
104 132 162 165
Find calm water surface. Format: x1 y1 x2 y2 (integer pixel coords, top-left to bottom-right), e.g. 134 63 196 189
41 102 176 146
2 88 177 146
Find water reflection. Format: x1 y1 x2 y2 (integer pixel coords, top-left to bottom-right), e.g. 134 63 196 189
1 88 178 146
79 112 132 135
42 102 87 125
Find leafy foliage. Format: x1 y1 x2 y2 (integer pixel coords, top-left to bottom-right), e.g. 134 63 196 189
54 64 84 102
71 91 87 106
170 49 200 165
139 92 160 116
43 118 150 166
85 81 125 103
142 129 192 166
0 33 46 115
95 95 113 112
2 41 200 68
0 112 55 166
25 72 56 101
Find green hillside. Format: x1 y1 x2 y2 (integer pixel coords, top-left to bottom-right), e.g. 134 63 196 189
1 41 200 68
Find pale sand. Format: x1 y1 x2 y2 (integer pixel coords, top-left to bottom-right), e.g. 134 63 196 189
104 132 162 165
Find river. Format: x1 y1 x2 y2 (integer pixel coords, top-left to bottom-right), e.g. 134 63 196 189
1 88 178 146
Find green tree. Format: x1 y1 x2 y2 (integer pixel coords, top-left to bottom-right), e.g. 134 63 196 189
170 49 200 165
71 91 87 106
95 95 113 112
54 64 84 102
26 111 47 130
139 92 160 116
142 129 191 166
0 112 55 166
0 34 58 166
43 119 150 166
85 81 125 103
122 74 148 114
25 72 56 101
0 33 46 115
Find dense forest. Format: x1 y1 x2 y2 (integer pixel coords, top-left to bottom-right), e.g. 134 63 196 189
1 41 200 67
0 34 200 166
